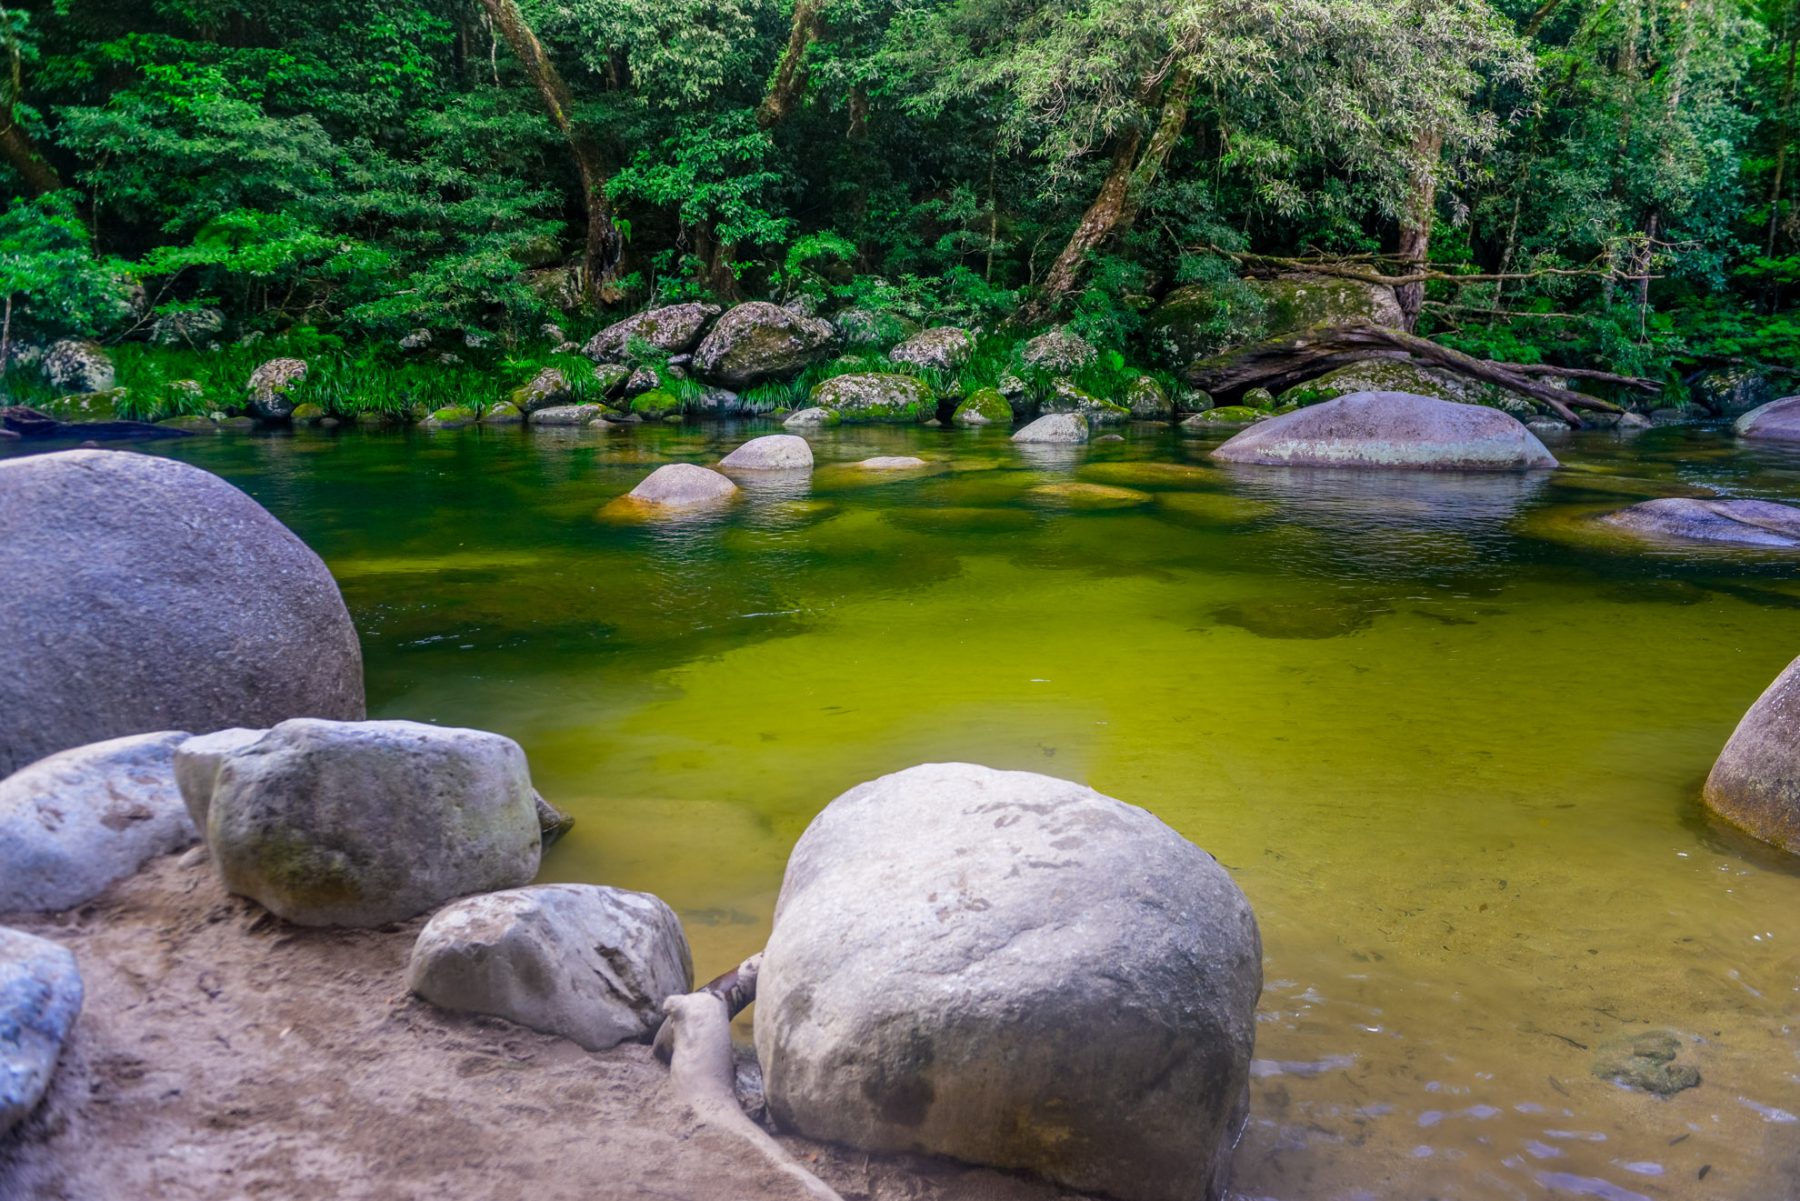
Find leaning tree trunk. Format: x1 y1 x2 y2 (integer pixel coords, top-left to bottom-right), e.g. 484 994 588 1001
1185 319 1624 427
1394 130 1443 332
1019 66 1195 325
478 0 619 304
757 0 826 130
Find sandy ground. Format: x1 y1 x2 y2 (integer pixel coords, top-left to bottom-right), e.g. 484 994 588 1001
0 853 1089 1201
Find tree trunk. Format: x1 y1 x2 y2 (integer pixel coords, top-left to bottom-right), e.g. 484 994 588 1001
1394 130 1443 332
1184 319 1623 426
757 0 825 130
1021 66 1195 324
477 0 618 303
0 120 60 194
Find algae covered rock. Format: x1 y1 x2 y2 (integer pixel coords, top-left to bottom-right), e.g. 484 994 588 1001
509 367 572 413
1590 1030 1700 1096
628 390 682 420
952 387 1012 427
0 732 197 912
1019 326 1097 374
811 372 936 423
196 718 543 927
1122 375 1173 419
1704 652 1800 853
481 401 524 424
421 404 478 430
1278 358 1538 416
0 449 364 777
246 357 309 420
582 302 720 363
1182 406 1267 428
693 301 837 387
1210 391 1557 471
0 928 83 1140
1147 273 1403 368
1043 380 1129 424
289 402 328 425
888 326 972 372
407 884 692 1050
755 763 1262 1201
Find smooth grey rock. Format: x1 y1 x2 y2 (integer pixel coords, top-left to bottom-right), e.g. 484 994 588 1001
245 358 308 421
43 340 114 393
1212 391 1557 471
1705 653 1800 853
0 450 365 777
624 463 738 510
529 404 604 426
1011 412 1089 444
755 763 1262 1201
1736 395 1800 443
172 728 266 831
888 327 972 372
853 456 928 470
407 884 692 1050
783 407 838 428
0 732 197 912
694 302 837 388
200 719 541 927
0 928 82 1138
583 303 720 363
720 434 813 471
1601 497 1800 549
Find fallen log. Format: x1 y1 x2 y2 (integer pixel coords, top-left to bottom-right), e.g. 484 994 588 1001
653 953 845 1201
1184 319 1624 428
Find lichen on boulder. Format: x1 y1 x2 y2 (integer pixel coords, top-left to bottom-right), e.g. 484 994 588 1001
810 372 936 423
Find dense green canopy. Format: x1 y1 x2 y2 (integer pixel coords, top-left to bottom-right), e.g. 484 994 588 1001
1 0 1794 382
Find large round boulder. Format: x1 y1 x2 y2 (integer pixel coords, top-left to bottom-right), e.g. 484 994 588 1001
407 884 692 1050
0 928 83 1139
693 302 837 388
888 326 972 372
0 450 365 777
1147 273 1403 368
1211 391 1557 471
43 339 114 393
755 763 1262 1201
719 434 813 471
1600 498 1800 548
1735 395 1800 443
193 719 542 927
1704 655 1800 852
582 302 720 363
0 732 197 912
608 463 739 514
1011 412 1088 444
810 373 936 423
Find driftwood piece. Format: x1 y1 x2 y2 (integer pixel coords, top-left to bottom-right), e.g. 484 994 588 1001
654 954 845 1201
1184 319 1624 427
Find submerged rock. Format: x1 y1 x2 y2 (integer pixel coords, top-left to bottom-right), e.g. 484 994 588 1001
1042 380 1129 424
693 302 837 387
1211 391 1558 471
1735 395 1800 443
1600 498 1800 548
810 373 935 423
0 928 83 1139
582 303 720 364
421 404 477 430
1025 481 1152 508
196 718 542 927
720 434 813 471
1590 1030 1701 1097
246 358 309 421
1704 653 1800 853
853 456 929 471
0 450 365 777
529 403 605 426
783 406 839 429
1011 412 1088 444
755 763 1261 1201
0 732 197 912
407 884 692 1050
888 326 972 372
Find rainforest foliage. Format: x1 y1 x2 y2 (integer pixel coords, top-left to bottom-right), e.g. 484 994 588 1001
1 0 1796 382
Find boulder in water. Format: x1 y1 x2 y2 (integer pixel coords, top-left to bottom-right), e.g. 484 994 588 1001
810 373 936 423
508 367 572 413
951 387 1011 427
1600 498 1800 548
783 406 839 429
618 463 738 511
1735 395 1800 443
1211 391 1557 471
1011 412 1088 444
719 434 813 471
1704 653 1800 853
407 884 692 1050
0 928 83 1139
755 763 1262 1201
195 718 542 927
0 450 365 777
0 732 197 912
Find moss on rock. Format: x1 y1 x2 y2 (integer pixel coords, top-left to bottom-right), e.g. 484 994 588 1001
952 387 1013 427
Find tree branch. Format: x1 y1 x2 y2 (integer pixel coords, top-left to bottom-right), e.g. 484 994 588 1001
1195 246 1651 288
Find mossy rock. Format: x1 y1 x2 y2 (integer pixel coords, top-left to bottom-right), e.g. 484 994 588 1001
630 389 682 418
952 387 1013 427
1121 376 1173 420
157 415 219 433
1181 406 1267 428
289 402 328 424
1147 273 1403 368
811 372 937 423
482 401 524 424
1155 492 1280 525
1042 381 1129 425
593 363 631 395
43 388 127 423
1080 462 1212 488
215 416 258 432
1276 358 1538 416
1025 481 1153 509
1590 1030 1701 1097
422 405 478 430
1242 387 1276 412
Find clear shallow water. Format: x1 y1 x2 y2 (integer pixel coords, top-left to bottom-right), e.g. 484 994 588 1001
10 420 1800 1199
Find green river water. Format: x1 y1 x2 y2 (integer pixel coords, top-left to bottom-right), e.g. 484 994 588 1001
12 419 1798 1200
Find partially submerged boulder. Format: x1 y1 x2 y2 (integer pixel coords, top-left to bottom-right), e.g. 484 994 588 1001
1600 498 1800 549
615 463 738 512
1042 380 1128 424
583 303 720 363
0 928 83 1140
783 406 840 429
407 884 692 1050
195 718 542 927
720 434 814 471
755 763 1262 1201
529 403 605 426
1735 395 1800 443
0 732 197 912
1704 654 1800 853
246 358 309 421
888 326 972 372
951 387 1011 427
810 373 936 423
1211 391 1557 471
1011 412 1088 444
853 456 929 471
693 302 836 388
0 450 365 777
